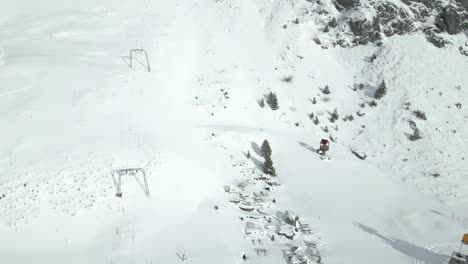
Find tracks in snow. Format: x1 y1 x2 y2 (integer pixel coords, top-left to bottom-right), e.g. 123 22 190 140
412 242 457 264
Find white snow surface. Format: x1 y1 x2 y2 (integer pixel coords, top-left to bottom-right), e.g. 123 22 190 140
1 0 468 264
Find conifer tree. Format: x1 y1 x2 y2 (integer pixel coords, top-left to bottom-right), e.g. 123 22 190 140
263 156 276 176
266 92 279 110
374 80 387 99
260 139 272 158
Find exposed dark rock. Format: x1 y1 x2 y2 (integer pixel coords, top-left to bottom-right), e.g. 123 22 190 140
408 0 437 8
334 0 360 10
348 19 372 36
328 17 338 28
435 16 447 32
425 31 448 48
443 6 463 34
455 0 468 9
376 2 399 25
460 46 468 56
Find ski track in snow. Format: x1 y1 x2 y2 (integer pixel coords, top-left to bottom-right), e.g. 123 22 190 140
412 242 457 264
0 45 5 61
0 88 26 97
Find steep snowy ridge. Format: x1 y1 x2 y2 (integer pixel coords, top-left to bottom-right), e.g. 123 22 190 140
0 0 467 263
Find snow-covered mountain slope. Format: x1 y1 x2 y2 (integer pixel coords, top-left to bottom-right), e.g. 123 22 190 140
0 0 467 264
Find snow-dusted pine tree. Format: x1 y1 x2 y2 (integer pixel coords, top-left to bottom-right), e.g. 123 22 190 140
374 81 387 99
261 139 272 158
266 92 279 110
263 156 276 176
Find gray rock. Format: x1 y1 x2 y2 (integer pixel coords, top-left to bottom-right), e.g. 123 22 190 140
425 31 448 48
406 0 437 8
334 0 360 10
443 6 462 34
435 16 447 32
348 19 372 36
328 17 338 28
459 46 468 56
455 0 468 9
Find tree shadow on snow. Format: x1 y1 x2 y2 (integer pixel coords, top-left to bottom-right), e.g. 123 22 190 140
430 210 445 217
111 173 119 192
121 56 148 69
250 155 263 171
276 211 287 222
299 141 317 153
353 222 449 264
132 173 150 198
360 84 377 98
251 141 262 156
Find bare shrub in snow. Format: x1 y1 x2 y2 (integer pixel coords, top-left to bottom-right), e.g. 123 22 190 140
343 114 354 121
369 100 378 107
409 130 422 141
313 116 320 125
413 110 427 120
322 85 331 95
282 76 293 83
407 120 422 141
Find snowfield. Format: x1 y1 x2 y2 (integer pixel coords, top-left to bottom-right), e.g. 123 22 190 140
1 0 467 264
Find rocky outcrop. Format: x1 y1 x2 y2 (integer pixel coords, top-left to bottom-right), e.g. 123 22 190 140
425 30 449 48
442 6 465 34
460 43 468 56
347 17 381 45
308 0 468 48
